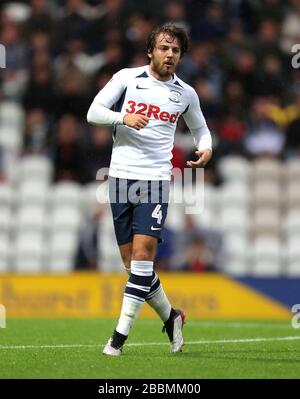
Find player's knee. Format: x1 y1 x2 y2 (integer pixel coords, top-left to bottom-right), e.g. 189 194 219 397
132 238 156 261
132 249 152 261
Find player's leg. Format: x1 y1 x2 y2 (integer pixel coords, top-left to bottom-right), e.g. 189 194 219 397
117 234 157 330
118 241 172 320
104 178 184 355
119 241 184 350
104 234 156 356
132 188 185 353
103 177 134 356
104 178 164 355
132 235 172 321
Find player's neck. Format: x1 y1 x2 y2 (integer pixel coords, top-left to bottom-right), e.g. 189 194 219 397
148 64 173 82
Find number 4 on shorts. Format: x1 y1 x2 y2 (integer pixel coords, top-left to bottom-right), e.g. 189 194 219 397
152 204 162 224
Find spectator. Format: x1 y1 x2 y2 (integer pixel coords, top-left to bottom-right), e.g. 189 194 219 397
155 227 175 271
25 0 55 37
23 65 57 114
74 204 104 270
86 126 113 181
244 97 285 157
172 214 221 271
51 114 88 183
285 93 300 157
23 108 50 154
55 71 89 119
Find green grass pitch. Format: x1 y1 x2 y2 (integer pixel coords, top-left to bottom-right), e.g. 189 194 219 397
0 319 299 379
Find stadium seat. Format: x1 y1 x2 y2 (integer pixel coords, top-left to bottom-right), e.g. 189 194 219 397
219 207 250 234
284 210 300 237
250 237 282 276
0 184 13 207
2 152 19 182
98 210 122 271
252 157 282 182
0 207 12 233
0 234 9 272
223 233 249 253
190 183 219 228
193 207 215 229
253 182 281 208
223 260 249 276
51 182 82 207
252 208 281 237
287 262 300 277
83 182 101 211
17 155 53 183
223 234 249 276
217 156 251 183
179 177 211 220
48 232 78 272
165 184 185 230
18 181 49 206
203 183 219 213
285 237 300 276
16 206 46 233
14 233 45 273
51 206 82 232
0 127 22 154
0 101 24 128
285 183 300 211
285 158 300 183
219 182 250 209
165 203 185 230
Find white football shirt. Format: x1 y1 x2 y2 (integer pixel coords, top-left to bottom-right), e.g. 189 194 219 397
87 65 212 180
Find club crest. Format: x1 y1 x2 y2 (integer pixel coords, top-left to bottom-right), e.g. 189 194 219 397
169 90 181 103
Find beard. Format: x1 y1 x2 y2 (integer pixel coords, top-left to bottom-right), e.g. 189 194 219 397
151 57 175 79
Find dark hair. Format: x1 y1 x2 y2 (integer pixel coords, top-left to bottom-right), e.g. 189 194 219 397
146 24 189 60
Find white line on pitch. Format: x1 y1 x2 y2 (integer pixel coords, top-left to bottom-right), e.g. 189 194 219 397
184 321 292 329
127 336 300 346
0 336 299 350
137 320 292 329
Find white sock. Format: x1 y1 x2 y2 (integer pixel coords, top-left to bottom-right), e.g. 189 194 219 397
116 260 153 336
122 265 172 323
146 280 172 322
115 296 142 336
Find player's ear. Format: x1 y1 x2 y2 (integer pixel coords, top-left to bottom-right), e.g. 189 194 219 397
147 50 152 59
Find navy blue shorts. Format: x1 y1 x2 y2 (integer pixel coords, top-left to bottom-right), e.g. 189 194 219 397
109 177 170 246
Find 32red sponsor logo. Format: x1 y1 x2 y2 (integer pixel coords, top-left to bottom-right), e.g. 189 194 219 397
125 100 179 123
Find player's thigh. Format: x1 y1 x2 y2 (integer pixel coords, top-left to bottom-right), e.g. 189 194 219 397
109 176 133 246
132 200 169 244
132 180 169 242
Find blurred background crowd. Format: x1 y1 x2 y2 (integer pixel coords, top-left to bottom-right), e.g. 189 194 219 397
0 0 300 275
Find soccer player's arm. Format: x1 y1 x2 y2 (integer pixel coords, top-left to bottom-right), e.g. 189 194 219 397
182 88 212 168
87 70 127 126
87 70 149 130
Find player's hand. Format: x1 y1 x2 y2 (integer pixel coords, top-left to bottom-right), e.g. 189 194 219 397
123 114 149 130
186 149 212 168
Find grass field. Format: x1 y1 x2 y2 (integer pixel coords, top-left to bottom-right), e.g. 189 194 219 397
0 319 300 379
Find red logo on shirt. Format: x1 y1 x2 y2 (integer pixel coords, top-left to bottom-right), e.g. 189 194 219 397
125 101 179 123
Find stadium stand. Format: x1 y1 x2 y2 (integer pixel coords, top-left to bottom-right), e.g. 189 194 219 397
0 0 299 276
